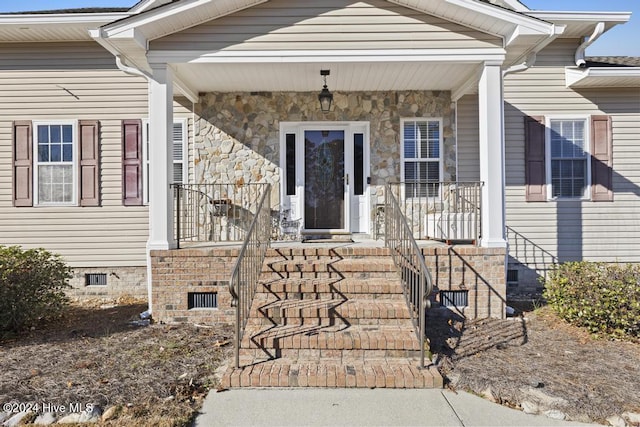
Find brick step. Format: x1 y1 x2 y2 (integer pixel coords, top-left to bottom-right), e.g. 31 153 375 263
237 347 422 361
241 324 420 351
249 298 411 321
245 315 410 327
253 292 404 303
266 247 391 259
262 258 398 279
256 277 405 297
221 360 443 389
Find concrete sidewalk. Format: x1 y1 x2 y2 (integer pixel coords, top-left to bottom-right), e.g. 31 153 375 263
194 388 595 427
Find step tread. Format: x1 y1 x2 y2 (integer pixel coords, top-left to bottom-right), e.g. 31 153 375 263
256 277 404 295
242 324 420 350
249 298 412 319
221 360 443 389
265 247 391 258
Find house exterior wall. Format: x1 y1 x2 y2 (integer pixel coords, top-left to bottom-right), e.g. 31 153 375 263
456 94 481 182
194 90 457 233
151 0 501 52
503 39 640 297
0 41 192 300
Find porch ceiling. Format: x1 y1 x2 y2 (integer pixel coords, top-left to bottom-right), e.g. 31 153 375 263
171 61 480 92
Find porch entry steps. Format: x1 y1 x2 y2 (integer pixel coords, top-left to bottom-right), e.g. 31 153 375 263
221 246 442 389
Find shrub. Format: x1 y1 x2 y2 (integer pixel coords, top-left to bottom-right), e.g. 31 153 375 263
543 262 640 339
0 245 72 334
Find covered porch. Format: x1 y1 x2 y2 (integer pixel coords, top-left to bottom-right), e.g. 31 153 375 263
91 0 563 254
90 0 563 323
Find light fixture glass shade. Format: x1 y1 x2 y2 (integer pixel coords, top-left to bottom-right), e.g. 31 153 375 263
318 85 333 113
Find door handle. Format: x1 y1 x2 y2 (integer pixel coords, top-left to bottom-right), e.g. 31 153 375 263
345 174 349 185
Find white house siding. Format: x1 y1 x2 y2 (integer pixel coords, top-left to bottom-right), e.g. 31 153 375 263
456 94 480 182
503 38 640 295
0 42 193 269
150 0 501 51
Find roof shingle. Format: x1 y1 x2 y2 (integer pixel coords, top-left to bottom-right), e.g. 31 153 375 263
585 56 640 67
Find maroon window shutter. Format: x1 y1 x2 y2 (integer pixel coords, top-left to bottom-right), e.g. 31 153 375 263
590 115 613 202
524 116 546 202
122 119 143 206
12 121 33 207
78 120 100 207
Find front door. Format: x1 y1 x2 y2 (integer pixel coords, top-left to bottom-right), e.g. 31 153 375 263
304 130 345 230
280 122 369 234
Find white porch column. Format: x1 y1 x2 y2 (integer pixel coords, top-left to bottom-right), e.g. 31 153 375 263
478 62 507 248
147 63 175 250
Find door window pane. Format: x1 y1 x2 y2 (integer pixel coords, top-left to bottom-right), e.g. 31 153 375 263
304 130 344 229
286 133 296 196
354 133 364 196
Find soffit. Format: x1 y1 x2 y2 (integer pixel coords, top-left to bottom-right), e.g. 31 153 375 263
0 13 130 42
172 62 481 92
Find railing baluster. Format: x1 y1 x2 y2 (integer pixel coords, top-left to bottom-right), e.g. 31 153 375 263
385 183 433 370
228 183 271 369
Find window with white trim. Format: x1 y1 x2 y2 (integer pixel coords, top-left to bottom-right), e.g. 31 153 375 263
401 119 442 197
547 118 590 199
143 119 187 204
34 122 76 205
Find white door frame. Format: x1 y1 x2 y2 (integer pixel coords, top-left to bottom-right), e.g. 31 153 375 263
280 121 370 234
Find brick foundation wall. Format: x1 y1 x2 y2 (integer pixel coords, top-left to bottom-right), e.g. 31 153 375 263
150 248 240 325
67 266 147 301
150 245 507 324
422 246 507 319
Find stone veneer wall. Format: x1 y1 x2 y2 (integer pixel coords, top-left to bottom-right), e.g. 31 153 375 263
67 267 147 301
194 91 456 233
423 246 507 319
150 248 240 324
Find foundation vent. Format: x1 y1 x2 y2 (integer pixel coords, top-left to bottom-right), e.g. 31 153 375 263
188 292 218 309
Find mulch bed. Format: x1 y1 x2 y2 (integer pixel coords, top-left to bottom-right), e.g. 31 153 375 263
2 302 639 426
430 306 640 424
0 303 233 427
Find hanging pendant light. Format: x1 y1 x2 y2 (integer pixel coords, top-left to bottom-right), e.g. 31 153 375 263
318 69 333 113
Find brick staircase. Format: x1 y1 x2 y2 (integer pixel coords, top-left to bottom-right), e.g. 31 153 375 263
221 246 442 388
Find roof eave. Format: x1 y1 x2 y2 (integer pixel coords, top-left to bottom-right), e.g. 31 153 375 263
566 66 640 88
527 11 632 22
0 12 130 25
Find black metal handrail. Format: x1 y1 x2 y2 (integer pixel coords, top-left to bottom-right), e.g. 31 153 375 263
171 183 269 248
385 184 434 369
229 183 271 369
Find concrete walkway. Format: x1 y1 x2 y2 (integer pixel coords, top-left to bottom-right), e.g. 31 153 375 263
194 388 596 427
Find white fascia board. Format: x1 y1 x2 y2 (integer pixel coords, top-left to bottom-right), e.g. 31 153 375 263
527 11 631 23
102 0 267 40
0 12 129 25
503 0 529 12
129 0 165 13
566 67 640 88
108 27 148 50
505 22 564 46
445 0 555 34
148 48 506 65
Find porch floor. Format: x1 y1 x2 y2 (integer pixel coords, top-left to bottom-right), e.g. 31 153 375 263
178 234 451 250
